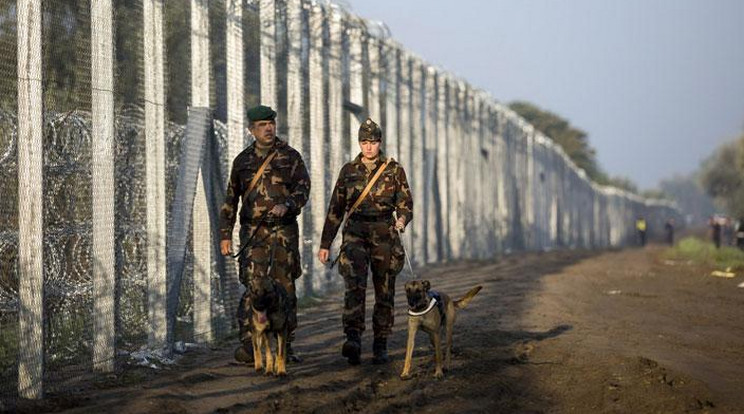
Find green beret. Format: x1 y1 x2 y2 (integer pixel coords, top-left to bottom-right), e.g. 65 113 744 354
246 105 277 123
358 117 382 141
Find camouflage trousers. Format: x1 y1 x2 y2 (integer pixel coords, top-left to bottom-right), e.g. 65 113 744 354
237 220 302 345
338 219 405 339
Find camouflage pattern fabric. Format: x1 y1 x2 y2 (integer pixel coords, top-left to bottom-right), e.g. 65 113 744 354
236 221 300 343
320 151 413 338
220 137 309 344
320 151 413 248
219 137 310 237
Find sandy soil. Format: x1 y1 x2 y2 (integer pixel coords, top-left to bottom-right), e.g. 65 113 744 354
16 245 744 413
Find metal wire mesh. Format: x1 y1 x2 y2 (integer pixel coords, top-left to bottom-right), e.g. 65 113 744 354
0 0 683 405
0 0 19 399
40 0 94 393
113 0 147 355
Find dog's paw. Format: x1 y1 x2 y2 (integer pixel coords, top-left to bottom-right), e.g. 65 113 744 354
400 373 413 381
433 370 444 379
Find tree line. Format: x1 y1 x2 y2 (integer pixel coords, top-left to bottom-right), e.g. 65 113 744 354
509 100 644 193
0 0 261 122
700 133 744 219
508 100 740 225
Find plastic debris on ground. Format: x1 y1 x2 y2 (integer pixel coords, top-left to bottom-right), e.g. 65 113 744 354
123 345 186 369
711 267 736 279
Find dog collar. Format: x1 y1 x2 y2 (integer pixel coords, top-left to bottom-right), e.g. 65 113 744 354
408 297 437 317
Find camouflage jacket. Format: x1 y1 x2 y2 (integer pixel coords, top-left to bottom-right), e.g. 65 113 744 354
219 137 310 240
320 151 413 249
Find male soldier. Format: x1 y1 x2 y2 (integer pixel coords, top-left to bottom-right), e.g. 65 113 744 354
219 105 310 363
317 118 413 365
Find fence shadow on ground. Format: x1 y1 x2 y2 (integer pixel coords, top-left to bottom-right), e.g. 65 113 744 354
12 249 603 413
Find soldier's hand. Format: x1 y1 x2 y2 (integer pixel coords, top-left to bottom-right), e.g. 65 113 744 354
220 240 232 256
394 217 406 232
270 203 288 217
318 248 330 264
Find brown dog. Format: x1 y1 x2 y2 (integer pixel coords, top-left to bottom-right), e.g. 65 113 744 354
400 280 482 380
247 275 291 377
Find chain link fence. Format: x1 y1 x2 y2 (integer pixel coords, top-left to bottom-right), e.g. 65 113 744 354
0 0 680 404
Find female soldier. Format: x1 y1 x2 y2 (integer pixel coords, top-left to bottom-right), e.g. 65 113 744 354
317 118 413 365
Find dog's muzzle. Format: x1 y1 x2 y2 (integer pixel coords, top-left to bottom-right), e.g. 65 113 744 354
407 297 437 317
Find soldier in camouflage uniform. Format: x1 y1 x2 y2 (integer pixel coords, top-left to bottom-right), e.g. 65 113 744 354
219 105 310 363
317 118 413 365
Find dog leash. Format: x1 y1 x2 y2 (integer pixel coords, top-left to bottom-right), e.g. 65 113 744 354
232 208 272 259
266 227 278 277
393 211 417 280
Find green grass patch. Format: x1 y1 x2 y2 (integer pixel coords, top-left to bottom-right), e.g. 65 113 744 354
664 236 744 271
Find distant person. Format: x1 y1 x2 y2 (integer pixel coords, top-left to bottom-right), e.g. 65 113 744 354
635 216 647 247
710 216 722 249
723 217 734 246
736 218 744 250
664 218 675 245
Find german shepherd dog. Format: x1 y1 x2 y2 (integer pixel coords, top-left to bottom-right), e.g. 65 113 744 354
247 275 291 377
401 280 482 380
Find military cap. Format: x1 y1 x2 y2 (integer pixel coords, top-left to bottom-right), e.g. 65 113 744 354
358 117 382 141
246 105 277 122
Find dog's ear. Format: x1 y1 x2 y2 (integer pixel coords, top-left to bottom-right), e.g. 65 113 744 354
423 280 430 291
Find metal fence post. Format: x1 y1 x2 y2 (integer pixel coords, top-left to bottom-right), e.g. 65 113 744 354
260 0 277 108
191 0 212 344
91 0 116 373
308 2 327 293
144 0 167 350
17 0 44 400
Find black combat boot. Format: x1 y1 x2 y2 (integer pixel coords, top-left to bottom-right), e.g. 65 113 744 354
234 343 254 364
372 337 389 365
342 330 361 365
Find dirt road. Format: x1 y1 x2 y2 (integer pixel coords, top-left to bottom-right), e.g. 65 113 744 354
25 246 744 413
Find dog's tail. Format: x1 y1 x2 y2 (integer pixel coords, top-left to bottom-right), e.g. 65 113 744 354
453 286 482 309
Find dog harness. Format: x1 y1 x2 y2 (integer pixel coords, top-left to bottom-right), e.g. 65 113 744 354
407 297 437 316
407 291 445 318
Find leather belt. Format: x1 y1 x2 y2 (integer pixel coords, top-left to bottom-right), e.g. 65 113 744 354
349 212 393 223
246 215 297 226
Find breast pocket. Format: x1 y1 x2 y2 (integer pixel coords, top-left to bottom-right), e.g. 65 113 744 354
266 159 293 197
344 173 366 201
375 170 396 203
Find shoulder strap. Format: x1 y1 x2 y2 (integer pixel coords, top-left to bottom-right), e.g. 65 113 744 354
329 158 393 270
347 157 391 217
244 150 278 199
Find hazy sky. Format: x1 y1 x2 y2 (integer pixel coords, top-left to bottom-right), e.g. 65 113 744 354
344 0 744 190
